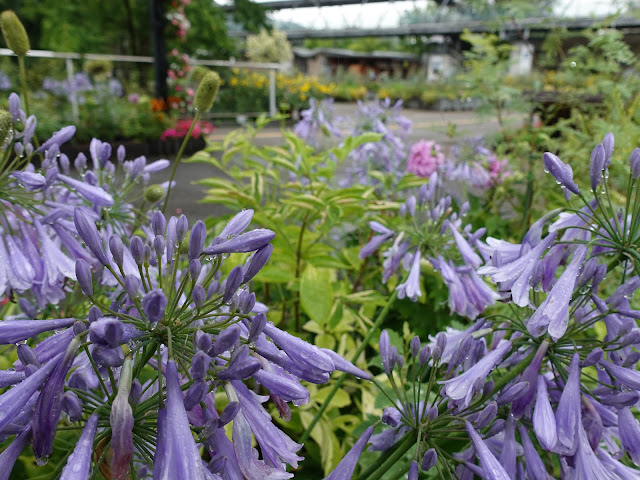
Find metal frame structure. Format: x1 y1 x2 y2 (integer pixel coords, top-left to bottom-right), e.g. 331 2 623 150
228 15 640 39
0 48 284 119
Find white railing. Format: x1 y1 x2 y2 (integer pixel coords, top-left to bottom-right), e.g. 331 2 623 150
0 48 284 120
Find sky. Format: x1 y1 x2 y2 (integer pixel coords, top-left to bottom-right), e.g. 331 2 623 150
256 0 627 30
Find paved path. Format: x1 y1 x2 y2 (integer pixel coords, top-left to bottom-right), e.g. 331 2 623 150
155 104 525 220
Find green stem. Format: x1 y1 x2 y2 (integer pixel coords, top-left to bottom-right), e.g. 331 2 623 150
354 431 415 480
162 111 201 213
18 56 30 117
299 290 398 444
133 340 158 379
293 216 308 332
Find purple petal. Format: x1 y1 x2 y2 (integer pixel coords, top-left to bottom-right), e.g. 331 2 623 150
60 414 98 480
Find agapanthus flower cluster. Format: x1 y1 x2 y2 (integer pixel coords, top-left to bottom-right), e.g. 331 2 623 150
294 96 412 186
293 97 342 148
360 176 499 318
340 134 640 479
0 205 369 478
42 73 93 98
342 98 412 186
0 91 171 309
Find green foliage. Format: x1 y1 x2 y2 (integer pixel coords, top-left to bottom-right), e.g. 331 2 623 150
459 30 532 129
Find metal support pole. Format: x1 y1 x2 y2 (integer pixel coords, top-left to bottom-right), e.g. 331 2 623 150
269 68 277 117
65 58 79 123
150 0 168 103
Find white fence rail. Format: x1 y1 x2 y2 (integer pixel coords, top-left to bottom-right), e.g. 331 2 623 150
0 48 284 120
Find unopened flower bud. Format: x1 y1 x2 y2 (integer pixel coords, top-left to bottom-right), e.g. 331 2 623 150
195 330 212 352
92 345 124 367
109 234 124 268
190 350 210 381
130 236 145 265
486 418 506 437
629 148 640 179
142 289 167 323
421 448 437 471
74 208 109 266
183 381 207 410
248 312 266 342
382 407 401 427
193 285 206 309
223 265 243 303
151 211 166 236
209 326 241 357
189 259 202 283
144 184 165 203
75 259 93 296
17 344 40 367
589 143 605 191
409 461 418 480
176 214 188 243
427 405 438 422
410 336 420 357
90 317 124 348
188 220 206 260
124 275 141 300
153 235 165 258
73 321 87 336
194 71 221 112
0 11 30 56
88 306 102 324
243 244 273 283
543 152 580 195
62 391 83 422
74 152 87 171
218 401 240 427
117 144 126 163
475 402 498 429
419 345 431 366
241 291 256 314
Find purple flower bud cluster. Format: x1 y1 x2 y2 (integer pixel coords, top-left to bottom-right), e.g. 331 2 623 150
0 93 171 310
294 97 412 187
0 202 370 478
336 134 640 479
361 182 498 318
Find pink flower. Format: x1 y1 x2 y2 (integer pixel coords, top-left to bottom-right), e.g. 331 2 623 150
407 140 445 178
486 155 511 187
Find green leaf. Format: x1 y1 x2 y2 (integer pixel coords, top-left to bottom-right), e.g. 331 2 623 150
250 264 293 283
315 333 336 350
310 255 352 270
300 265 334 325
314 386 352 409
343 290 388 306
